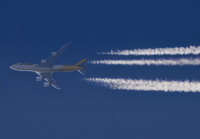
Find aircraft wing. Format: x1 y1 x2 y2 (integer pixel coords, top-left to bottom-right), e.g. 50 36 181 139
38 41 72 67
37 72 61 89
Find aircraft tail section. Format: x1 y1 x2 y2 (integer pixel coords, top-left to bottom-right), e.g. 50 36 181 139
75 59 87 75
75 59 87 68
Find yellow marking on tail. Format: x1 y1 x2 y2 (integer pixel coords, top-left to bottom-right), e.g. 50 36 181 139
74 59 87 66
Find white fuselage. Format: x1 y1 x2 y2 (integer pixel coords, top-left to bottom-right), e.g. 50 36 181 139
10 63 83 73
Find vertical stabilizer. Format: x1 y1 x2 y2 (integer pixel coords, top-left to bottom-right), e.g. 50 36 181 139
74 59 87 67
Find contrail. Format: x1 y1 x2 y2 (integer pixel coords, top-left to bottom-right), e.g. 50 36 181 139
99 46 200 56
90 58 200 66
85 78 200 92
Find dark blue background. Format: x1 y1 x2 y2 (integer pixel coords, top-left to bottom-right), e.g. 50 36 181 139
1 0 200 138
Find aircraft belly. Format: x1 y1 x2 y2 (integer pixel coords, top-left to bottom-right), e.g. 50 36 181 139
35 67 52 72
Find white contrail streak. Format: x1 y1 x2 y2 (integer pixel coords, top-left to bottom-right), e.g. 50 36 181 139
85 78 200 92
90 58 200 66
99 46 200 55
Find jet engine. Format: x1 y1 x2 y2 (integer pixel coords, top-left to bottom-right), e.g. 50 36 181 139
36 76 42 81
43 82 50 87
51 52 58 56
41 60 47 63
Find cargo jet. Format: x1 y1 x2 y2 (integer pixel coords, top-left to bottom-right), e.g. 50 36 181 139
10 42 87 89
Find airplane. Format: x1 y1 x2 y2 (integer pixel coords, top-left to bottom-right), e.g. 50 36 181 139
10 41 87 89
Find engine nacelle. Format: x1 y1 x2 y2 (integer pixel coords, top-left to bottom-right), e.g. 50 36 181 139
41 60 47 63
36 76 42 81
52 52 58 56
43 82 50 87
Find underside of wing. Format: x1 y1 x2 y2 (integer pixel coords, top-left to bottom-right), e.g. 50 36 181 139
51 82 61 90
36 72 61 89
37 41 72 67
45 76 61 90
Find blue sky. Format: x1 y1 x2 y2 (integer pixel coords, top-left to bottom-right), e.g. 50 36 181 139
1 0 200 139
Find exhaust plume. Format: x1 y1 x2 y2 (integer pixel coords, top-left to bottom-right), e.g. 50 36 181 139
85 78 200 92
90 58 200 66
99 46 200 56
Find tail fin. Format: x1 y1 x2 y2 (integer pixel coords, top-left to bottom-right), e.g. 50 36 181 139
74 59 87 67
74 59 87 75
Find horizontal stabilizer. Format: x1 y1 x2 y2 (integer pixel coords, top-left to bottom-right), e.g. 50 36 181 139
78 69 86 75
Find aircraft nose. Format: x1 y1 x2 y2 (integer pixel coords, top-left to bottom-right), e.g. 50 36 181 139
10 65 15 69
